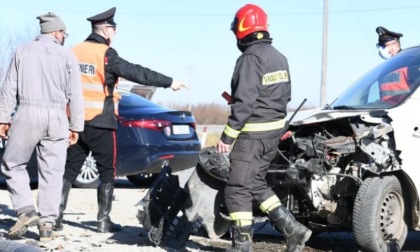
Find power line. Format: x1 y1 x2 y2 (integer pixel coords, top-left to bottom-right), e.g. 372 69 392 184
346 0 378 57
2 4 420 17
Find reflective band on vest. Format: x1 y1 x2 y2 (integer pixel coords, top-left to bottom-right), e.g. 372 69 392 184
82 83 104 91
223 119 286 139
72 42 121 121
84 101 105 109
379 67 410 101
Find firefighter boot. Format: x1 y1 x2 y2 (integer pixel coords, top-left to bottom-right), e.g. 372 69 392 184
268 205 312 252
226 225 253 252
54 178 72 231
97 183 122 233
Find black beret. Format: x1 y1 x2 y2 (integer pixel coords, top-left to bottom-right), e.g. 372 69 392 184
87 7 117 26
376 26 403 46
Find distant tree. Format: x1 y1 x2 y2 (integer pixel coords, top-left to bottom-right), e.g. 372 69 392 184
164 101 317 125
161 102 230 125
0 24 38 86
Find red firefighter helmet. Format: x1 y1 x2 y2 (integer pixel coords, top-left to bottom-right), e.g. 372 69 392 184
231 4 269 40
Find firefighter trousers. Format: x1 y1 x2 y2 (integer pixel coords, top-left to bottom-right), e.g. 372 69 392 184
224 137 279 214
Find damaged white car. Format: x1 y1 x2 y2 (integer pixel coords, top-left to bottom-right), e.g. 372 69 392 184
137 46 420 252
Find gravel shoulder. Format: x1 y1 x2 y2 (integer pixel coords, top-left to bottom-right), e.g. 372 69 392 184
0 174 356 252
0 175 232 252
4 172 419 252
0 176 332 252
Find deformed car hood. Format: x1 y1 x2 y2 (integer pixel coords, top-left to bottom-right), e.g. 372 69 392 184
290 109 378 126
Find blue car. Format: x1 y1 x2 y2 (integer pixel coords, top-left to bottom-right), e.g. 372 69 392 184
0 88 201 187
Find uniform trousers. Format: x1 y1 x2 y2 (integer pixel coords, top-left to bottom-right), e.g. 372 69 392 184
63 125 116 185
224 137 279 214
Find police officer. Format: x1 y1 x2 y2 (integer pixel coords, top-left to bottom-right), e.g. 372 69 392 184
375 26 410 104
376 26 403 60
55 7 188 233
216 4 311 252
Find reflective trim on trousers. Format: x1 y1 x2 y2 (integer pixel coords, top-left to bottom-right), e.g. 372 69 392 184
260 195 281 213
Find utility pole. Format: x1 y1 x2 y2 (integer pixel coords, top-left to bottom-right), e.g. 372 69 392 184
320 0 328 107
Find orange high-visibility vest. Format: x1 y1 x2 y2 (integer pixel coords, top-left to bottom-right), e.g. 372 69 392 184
379 67 410 101
72 42 120 121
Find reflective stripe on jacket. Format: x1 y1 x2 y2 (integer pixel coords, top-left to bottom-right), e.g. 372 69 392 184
223 119 286 139
72 42 121 121
221 41 291 145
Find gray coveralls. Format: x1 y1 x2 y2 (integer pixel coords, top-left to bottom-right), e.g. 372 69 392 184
0 34 84 224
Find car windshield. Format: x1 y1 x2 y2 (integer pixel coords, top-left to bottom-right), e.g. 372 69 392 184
330 46 420 110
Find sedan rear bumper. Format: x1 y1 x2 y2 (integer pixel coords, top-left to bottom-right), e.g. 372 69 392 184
117 151 199 176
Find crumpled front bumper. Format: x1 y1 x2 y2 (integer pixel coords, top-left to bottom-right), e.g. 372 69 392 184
136 148 231 250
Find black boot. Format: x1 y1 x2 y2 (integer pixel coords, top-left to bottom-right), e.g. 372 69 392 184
225 225 253 252
97 183 122 233
54 178 72 231
268 205 312 252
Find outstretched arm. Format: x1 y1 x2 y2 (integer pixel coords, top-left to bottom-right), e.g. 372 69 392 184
170 80 189 91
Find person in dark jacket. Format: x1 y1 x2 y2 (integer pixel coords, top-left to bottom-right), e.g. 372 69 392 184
54 7 188 233
216 4 311 252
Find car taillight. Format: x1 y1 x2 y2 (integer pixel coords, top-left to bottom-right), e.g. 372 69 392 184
120 120 171 130
159 154 174 160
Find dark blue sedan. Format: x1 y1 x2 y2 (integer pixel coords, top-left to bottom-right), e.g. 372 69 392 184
0 88 201 187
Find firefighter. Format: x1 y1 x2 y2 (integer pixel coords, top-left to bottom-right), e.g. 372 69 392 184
216 4 312 252
55 7 188 233
376 26 410 104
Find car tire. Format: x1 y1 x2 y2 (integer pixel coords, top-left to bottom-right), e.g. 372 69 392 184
74 152 100 188
126 173 157 186
353 176 407 252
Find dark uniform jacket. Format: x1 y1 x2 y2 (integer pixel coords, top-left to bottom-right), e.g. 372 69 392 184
221 40 291 144
83 33 172 129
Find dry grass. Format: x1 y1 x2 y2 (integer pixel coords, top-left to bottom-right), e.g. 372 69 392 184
197 131 221 148
162 102 317 125
160 102 230 125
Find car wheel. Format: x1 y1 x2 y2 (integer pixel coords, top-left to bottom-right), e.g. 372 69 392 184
74 152 100 188
126 173 157 186
353 176 407 252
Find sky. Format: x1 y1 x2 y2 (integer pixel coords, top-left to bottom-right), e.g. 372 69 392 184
1 0 420 109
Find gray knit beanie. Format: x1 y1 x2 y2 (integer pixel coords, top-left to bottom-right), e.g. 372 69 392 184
36 12 66 33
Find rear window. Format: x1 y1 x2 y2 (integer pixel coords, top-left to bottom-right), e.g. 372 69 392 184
119 92 158 108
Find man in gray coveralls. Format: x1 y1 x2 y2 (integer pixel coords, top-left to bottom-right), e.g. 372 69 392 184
0 12 84 241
